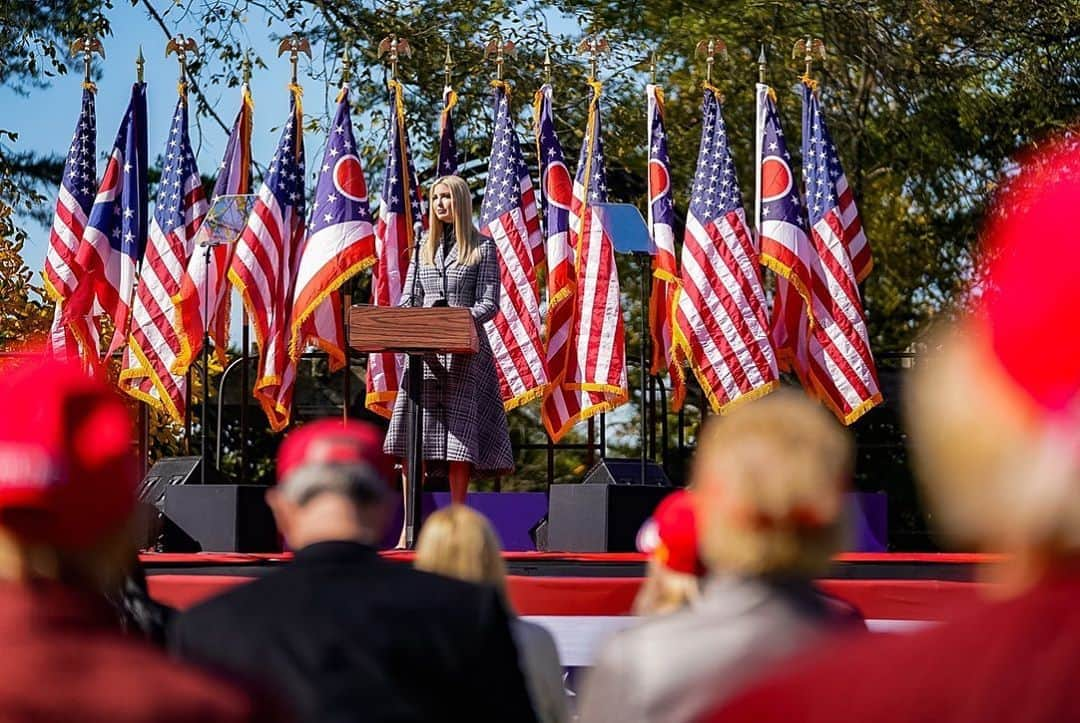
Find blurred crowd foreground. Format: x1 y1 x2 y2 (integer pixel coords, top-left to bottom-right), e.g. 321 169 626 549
1 136 1080 722
704 135 1080 721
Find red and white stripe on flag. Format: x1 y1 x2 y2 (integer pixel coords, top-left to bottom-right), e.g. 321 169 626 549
645 84 686 411
365 80 425 419
673 85 778 414
47 303 100 370
174 87 253 374
562 81 629 423
837 171 871 283
534 84 582 441
229 87 307 432
479 81 549 410
120 96 208 422
797 81 882 424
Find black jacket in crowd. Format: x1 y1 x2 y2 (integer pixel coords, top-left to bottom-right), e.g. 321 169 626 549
169 541 539 723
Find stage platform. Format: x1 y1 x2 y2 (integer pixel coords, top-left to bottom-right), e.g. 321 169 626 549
142 551 1001 665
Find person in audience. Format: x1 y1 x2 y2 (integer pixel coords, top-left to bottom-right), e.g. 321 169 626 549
710 136 1080 723
0 358 267 722
415 505 568 723
170 419 537 723
578 390 856 723
631 489 705 616
106 551 176 647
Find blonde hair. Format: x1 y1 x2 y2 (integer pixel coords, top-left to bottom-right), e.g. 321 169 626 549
421 175 483 267
632 558 702 616
0 519 135 596
694 390 853 577
414 505 509 601
905 325 1080 555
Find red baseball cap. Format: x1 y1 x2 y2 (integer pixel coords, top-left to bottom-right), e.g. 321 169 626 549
975 136 1080 418
636 489 705 576
276 420 393 502
0 358 137 548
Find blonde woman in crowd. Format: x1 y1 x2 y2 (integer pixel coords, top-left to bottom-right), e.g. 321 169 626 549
415 505 568 723
713 136 1080 723
579 390 856 723
632 490 705 616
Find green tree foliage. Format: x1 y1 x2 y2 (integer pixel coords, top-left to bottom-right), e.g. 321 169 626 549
0 183 51 348
559 0 1080 348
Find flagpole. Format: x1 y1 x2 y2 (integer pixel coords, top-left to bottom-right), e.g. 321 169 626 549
379 33 423 548
168 35 208 482
755 45 766 242
201 243 212 483
239 54 252 485
340 47 353 426
240 308 249 484
641 59 660 483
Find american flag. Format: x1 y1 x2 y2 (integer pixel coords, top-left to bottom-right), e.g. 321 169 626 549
563 82 628 425
645 83 685 411
799 82 882 423
63 82 148 357
534 84 580 441
290 84 376 369
174 86 253 373
755 82 812 380
366 80 425 418
229 88 306 432
120 95 208 422
43 86 99 363
437 86 459 176
478 81 548 409
672 85 778 413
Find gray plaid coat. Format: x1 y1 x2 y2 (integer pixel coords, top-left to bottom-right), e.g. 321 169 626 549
383 229 514 474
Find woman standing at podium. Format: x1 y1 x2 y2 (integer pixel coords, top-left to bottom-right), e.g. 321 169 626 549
384 175 513 521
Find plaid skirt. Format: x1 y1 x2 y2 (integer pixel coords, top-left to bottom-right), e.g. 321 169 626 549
383 336 514 474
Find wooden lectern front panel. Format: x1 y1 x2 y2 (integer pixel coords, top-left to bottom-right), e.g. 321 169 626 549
348 305 479 354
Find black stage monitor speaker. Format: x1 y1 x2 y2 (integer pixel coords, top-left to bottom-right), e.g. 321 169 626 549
547 482 672 552
134 456 202 550
138 456 202 509
583 457 671 486
164 485 278 553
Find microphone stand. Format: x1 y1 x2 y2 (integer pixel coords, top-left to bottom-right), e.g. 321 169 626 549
403 229 425 549
439 228 451 497
201 242 212 484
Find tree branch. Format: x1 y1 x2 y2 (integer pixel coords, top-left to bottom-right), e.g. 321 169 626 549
136 0 231 135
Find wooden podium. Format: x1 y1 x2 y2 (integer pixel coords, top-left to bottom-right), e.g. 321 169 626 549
348 305 479 547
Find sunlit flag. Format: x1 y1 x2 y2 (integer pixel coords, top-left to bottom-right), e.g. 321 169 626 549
43 85 99 365
174 85 253 372
645 83 685 411
62 82 148 357
534 83 580 441
478 81 548 409
289 83 377 368
563 81 628 427
365 80 426 418
672 85 778 413
120 92 208 422
797 81 882 423
229 87 306 432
